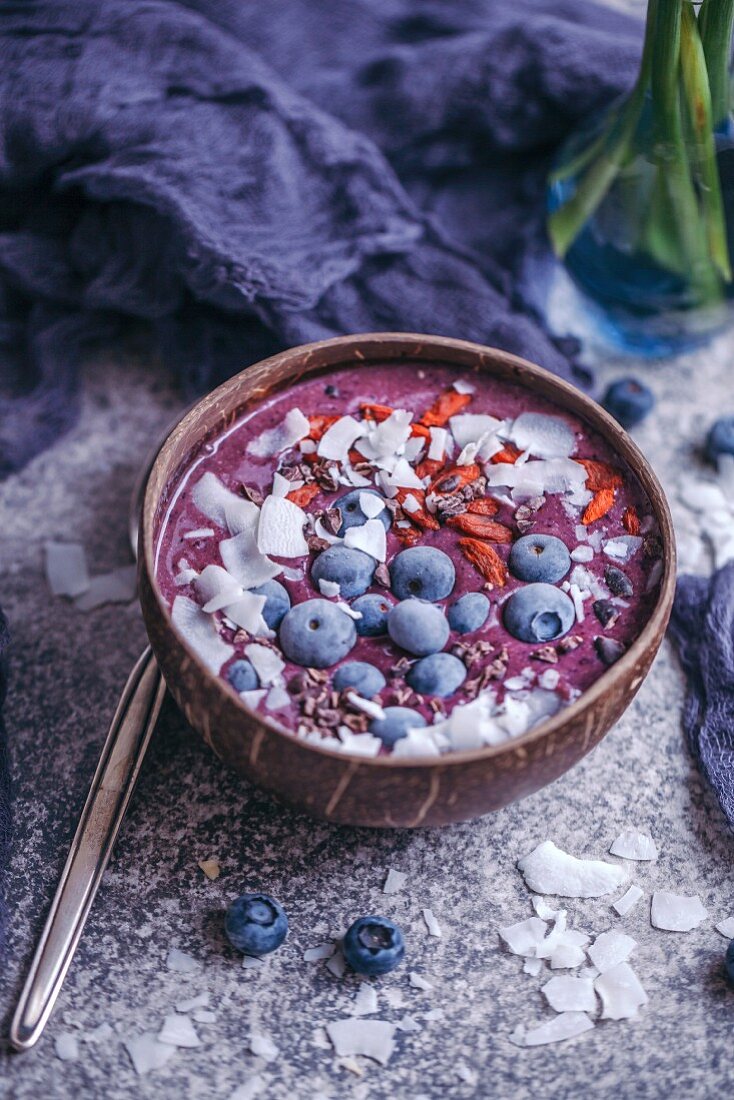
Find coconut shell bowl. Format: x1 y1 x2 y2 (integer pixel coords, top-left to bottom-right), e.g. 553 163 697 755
138 333 676 828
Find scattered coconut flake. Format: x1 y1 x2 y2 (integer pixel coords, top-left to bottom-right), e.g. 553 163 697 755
716 916 734 938
350 984 378 1017
532 896 561 921
197 564 244 612
45 541 90 597
193 1009 216 1024
240 688 267 710
176 993 209 1013
166 946 201 973
603 536 643 562
249 407 310 457
453 379 476 395
390 727 441 757
158 1014 201 1048
55 1033 79 1061
359 492 385 519
609 828 658 862
341 464 372 488
336 601 363 621
124 1032 176 1075
75 565 138 611
422 909 442 938
449 413 501 449
542 975 596 1013
230 1077 266 1100
198 859 220 880
171 596 233 674
595 961 647 1020
511 1012 593 1048
258 495 309 558
403 436 425 462
245 644 285 687
183 527 215 540
174 567 199 587
523 957 543 976
538 668 560 691
428 426 449 461
651 891 708 932
345 692 385 720
318 415 366 462
192 472 260 534
498 916 547 957
226 593 270 635
85 1022 114 1042
380 457 424 491
304 943 336 962
326 950 347 978
335 729 383 757
569 583 585 624
570 544 594 563
344 518 387 561
318 578 341 597
219 528 281 589
242 956 265 971
250 1032 279 1063
396 1015 422 1033
265 685 290 711
518 841 627 898
326 1019 396 1066
613 885 644 917
588 931 636 973
549 943 587 970
383 869 407 895
486 457 585 498
271 471 295 497
423 1008 443 1021
401 493 421 515
409 972 434 991
505 412 575 460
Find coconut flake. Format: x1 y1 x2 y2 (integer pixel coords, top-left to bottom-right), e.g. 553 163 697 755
196 564 244 612
588 931 636 973
171 597 233 674
523 957 543 977
498 917 547 957
317 578 341 598
383 869 407 894
428 427 449 461
449 413 501 449
609 828 658 862
453 379 476 394
166 946 201 973
158 1014 201 1048
226 592 270 634
220 529 281 589
249 407 310 457
183 527 215 540
715 916 734 938
344 693 384 720
390 727 441 757
124 1033 176 1075
303 943 336 962
360 492 386 519
356 409 413 464
423 909 442 938
318 415 366 462
518 841 627 898
240 688 267 710
258 495 309 558
326 949 347 978
570 545 594 563
486 457 585 498
55 1033 79 1061
242 956 265 971
409 972 434 991
542 976 596 1013
265 685 290 711
603 536 643 562
75 565 138 611
249 1032 278 1063
192 472 260 533
549 943 588 970
511 1012 593 1048
595 962 647 1020
505 412 575 459
45 541 90 597
613 885 644 917
326 1019 396 1066
193 1009 216 1024
245 643 284 686
350 984 378 1017
380 457 424 491
344 518 387 562
335 729 383 757
230 1077 266 1100
650 891 708 932
177 993 210 1013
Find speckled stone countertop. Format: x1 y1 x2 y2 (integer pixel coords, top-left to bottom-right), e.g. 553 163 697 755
1 317 733 1100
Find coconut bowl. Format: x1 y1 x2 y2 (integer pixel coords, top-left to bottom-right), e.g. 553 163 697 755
139 333 676 828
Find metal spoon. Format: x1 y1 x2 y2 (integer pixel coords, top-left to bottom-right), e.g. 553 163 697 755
9 439 170 1052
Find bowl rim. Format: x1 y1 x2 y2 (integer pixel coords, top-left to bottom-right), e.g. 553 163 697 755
141 332 677 770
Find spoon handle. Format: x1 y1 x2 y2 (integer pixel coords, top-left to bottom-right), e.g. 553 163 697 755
10 646 166 1052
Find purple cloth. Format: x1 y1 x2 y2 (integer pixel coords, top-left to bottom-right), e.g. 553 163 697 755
0 0 650 949
669 567 734 830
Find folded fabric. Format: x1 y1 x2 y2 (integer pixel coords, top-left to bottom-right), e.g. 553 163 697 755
669 566 734 830
0 0 641 476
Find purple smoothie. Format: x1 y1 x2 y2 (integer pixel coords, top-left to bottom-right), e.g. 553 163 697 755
155 363 662 756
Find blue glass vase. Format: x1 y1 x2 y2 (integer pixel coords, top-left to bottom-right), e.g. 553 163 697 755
546 0 734 358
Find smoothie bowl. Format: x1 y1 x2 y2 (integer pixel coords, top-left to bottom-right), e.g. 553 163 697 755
139 334 675 827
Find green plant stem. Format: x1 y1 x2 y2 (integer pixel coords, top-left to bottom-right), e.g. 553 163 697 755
698 0 734 128
680 0 732 279
548 0 658 258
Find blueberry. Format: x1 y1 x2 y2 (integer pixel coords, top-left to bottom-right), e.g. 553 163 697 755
390 546 455 602
335 489 391 535
502 583 575 644
605 566 633 598
387 599 449 656
447 592 490 634
224 892 288 955
602 378 655 429
369 706 426 746
226 659 260 693
312 546 375 598
705 417 734 467
406 653 466 697
725 940 734 985
509 534 571 584
342 915 405 976
251 580 291 630
352 593 393 637
333 661 386 697
279 598 356 668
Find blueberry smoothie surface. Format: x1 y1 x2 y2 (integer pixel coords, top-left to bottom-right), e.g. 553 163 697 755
155 363 663 758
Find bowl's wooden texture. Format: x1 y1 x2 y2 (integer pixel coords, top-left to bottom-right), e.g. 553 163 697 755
139 334 676 828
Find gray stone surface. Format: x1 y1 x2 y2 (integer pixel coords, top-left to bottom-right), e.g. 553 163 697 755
1 329 734 1100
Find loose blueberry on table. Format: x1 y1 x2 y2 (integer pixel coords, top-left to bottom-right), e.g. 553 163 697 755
342 915 405 976
225 892 288 955
157 362 663 757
